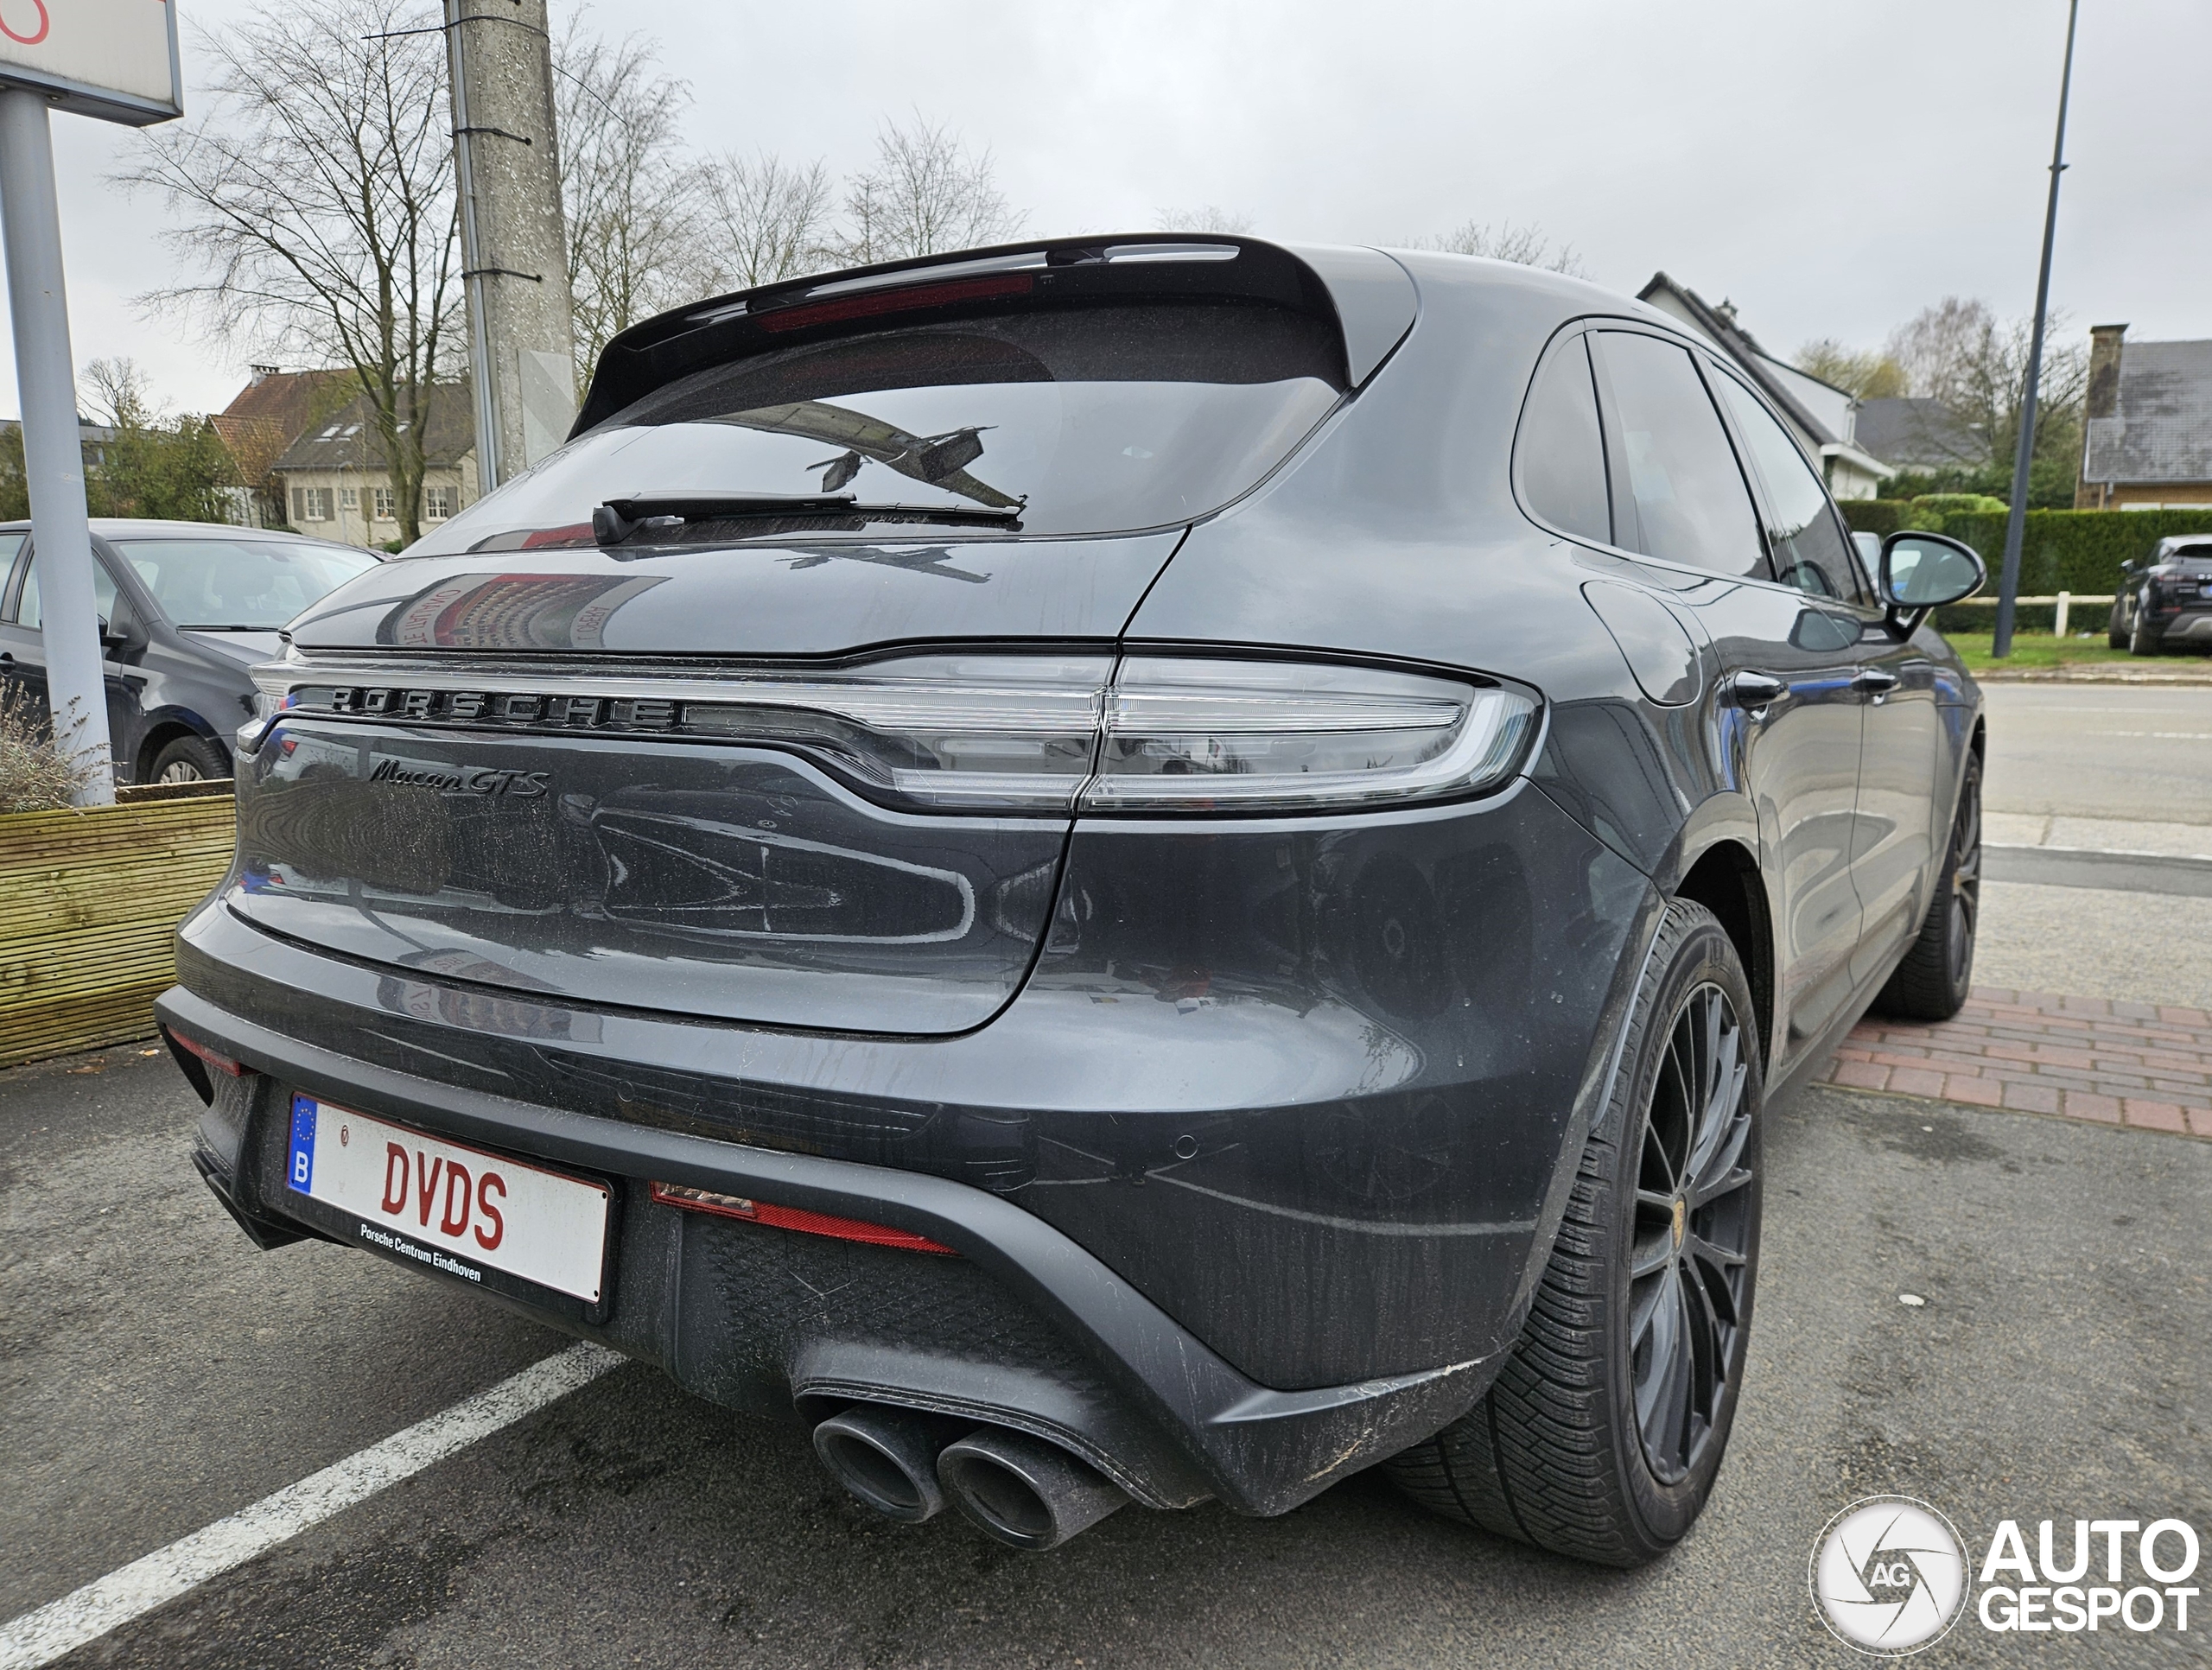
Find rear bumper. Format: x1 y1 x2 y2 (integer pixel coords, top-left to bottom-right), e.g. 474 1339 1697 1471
166 775 1657 1514
166 974 1506 1516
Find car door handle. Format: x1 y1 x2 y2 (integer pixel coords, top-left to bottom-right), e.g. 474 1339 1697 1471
1853 667 1900 698
1729 670 1789 712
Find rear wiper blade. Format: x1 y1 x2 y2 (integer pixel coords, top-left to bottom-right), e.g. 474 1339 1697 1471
593 492 1022 545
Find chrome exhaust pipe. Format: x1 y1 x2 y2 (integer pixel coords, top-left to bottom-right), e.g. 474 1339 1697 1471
937 1427 1128 1550
812 1405 952 1523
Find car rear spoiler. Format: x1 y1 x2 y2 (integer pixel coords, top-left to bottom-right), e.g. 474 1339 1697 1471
571 234 1418 437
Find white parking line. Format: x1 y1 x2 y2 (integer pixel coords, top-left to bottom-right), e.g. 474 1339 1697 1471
0 1342 620 1670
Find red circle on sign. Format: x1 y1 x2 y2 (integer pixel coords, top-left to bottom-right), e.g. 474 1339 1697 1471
0 2 49 46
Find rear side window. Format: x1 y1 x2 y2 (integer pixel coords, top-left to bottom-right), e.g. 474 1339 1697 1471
1517 335 1610 544
419 303 1349 549
1597 332 1765 579
1710 372 1864 603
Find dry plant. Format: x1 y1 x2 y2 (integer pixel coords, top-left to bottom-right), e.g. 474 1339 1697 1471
0 687 99 814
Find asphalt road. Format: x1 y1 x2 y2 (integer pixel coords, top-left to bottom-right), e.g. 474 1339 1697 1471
1982 683 2212 825
1973 683 2212 1008
4 1049 2207 1668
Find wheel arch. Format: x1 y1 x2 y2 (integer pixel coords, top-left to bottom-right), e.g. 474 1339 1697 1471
1672 838 1774 1070
135 709 230 783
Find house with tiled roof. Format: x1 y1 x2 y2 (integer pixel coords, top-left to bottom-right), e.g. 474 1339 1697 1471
210 365 359 526
2075 325 2212 510
1637 274 1897 500
269 383 479 549
1852 397 1988 476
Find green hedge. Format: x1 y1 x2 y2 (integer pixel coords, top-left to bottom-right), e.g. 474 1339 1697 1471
1840 502 2212 594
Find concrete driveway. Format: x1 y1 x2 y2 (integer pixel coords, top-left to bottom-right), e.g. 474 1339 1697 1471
4 1049 2205 1668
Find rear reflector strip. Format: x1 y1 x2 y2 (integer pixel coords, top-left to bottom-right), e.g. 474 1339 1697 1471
649 1180 956 1254
165 1026 247 1076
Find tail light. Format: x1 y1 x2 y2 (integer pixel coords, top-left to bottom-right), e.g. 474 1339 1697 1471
256 651 1538 816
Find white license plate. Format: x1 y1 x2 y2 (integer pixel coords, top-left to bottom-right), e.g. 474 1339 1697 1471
286 1096 609 1302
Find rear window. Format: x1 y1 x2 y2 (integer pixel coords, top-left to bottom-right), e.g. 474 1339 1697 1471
411 303 1347 550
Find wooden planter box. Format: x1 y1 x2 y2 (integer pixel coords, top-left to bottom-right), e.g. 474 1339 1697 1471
0 783 236 1068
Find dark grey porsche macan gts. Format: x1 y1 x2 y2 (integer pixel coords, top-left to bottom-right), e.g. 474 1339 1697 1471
162 236 1988 1564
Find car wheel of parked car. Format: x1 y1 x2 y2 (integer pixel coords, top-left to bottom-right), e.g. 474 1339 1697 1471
1875 751 1981 1021
2130 596 2163 656
1385 898 1763 1567
2108 601 2128 649
149 735 229 784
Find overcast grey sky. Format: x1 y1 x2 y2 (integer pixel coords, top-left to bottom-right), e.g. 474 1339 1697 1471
12 0 2209 418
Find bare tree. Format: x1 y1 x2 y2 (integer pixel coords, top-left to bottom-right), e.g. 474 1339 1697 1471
836 115 1022 266
1885 297 2088 475
699 152 835 291
1408 219 1586 278
116 0 459 545
1795 339 1907 400
1154 205 1255 235
554 15 710 384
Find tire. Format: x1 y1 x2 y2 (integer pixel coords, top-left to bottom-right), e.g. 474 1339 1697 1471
1874 751 1981 1021
149 734 230 784
2108 602 2127 650
1385 899 1763 1567
2131 595 2163 657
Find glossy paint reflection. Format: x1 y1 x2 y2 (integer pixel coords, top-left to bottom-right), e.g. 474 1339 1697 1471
232 720 1067 1034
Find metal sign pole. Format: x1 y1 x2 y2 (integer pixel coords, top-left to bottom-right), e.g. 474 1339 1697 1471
0 86 115 803
1991 0 2082 660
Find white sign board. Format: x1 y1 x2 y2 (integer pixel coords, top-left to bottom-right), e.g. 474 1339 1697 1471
0 0 181 124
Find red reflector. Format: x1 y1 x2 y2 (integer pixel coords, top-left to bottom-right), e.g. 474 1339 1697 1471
519 522 595 549
756 272 1033 333
649 1180 955 1254
165 1026 246 1076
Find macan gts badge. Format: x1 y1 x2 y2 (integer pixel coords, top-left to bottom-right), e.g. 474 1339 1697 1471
164 233 1987 1562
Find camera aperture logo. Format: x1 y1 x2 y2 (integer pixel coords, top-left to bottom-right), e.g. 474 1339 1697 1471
1811 1496 1969 1655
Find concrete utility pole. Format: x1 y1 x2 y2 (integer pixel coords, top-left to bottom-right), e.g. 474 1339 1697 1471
0 90 115 803
444 0 577 495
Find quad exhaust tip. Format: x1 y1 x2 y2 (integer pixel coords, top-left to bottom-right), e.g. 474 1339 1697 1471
937 1426 1128 1550
813 1406 950 1523
814 1406 1131 1549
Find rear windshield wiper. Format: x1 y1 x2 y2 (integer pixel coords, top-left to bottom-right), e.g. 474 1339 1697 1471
593 492 1023 546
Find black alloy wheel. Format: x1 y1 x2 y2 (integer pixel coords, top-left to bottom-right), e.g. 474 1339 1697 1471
1384 899 1764 1566
1876 751 1981 1020
1629 981 1756 1485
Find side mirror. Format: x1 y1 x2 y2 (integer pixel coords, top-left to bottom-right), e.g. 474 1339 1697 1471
1878 530 1985 635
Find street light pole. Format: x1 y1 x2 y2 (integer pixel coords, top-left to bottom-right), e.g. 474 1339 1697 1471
0 87 115 803
1992 0 2082 659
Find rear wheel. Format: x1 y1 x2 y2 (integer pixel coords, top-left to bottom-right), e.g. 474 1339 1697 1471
2131 596 2164 656
2107 601 2127 649
1875 751 1980 1020
1386 900 1762 1567
149 735 229 784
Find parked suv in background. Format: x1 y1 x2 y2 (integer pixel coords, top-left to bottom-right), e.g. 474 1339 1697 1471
162 237 1986 1565
0 520 379 782
2110 534 2212 655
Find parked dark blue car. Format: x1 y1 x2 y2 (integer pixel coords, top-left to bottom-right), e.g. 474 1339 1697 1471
0 519 378 783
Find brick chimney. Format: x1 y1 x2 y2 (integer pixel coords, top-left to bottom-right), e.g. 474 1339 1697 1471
2075 324 2127 507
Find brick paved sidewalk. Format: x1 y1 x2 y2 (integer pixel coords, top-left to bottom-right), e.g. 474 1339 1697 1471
1815 987 2212 1138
